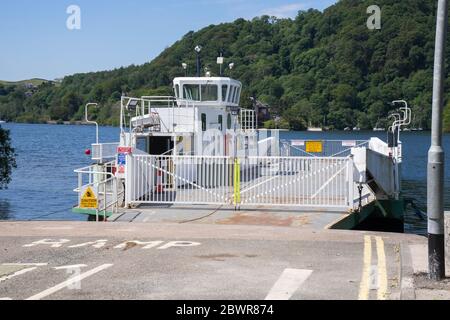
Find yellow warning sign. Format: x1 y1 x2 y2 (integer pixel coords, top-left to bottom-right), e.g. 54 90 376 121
80 186 98 209
306 141 323 153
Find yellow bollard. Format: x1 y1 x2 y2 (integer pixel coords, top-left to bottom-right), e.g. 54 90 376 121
234 158 241 205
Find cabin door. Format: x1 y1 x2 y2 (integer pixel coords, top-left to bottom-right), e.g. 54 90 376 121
149 136 174 155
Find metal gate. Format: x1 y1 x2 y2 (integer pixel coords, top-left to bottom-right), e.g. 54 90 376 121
127 155 353 210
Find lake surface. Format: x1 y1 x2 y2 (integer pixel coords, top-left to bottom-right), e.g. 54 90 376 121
1 123 449 235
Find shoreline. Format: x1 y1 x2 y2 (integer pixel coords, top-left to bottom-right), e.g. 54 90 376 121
0 121 435 132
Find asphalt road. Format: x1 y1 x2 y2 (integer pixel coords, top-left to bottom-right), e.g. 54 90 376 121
0 221 426 300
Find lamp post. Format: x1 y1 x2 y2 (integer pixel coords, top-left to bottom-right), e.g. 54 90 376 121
229 63 235 77
182 63 188 77
195 45 202 77
428 0 447 281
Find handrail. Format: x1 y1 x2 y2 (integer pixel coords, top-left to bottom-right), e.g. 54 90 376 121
74 161 120 222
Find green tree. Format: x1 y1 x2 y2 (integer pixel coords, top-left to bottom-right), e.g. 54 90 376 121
0 127 17 189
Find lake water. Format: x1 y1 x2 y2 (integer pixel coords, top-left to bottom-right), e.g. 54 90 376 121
1 123 449 235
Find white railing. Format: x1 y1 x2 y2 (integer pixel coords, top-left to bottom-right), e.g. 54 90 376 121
91 143 120 162
281 140 369 158
240 109 256 132
126 155 355 211
74 161 122 221
239 156 352 209
121 96 196 134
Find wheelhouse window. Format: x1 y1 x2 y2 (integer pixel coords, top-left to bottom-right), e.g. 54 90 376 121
201 113 207 131
228 86 235 103
235 87 241 104
174 84 180 98
183 84 200 101
221 85 228 102
183 84 218 101
227 114 232 129
232 87 238 103
201 84 218 101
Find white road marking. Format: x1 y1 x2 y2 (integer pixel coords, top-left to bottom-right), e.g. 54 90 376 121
114 240 164 250
54 265 87 270
23 239 70 248
68 240 108 248
0 267 38 283
157 241 201 250
26 264 113 300
265 268 313 300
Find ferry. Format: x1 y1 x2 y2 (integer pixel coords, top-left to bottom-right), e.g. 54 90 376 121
73 50 412 232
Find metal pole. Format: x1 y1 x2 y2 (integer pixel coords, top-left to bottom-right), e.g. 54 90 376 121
196 53 201 77
428 0 447 281
85 103 99 145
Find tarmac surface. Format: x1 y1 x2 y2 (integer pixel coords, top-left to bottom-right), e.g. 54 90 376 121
0 220 436 300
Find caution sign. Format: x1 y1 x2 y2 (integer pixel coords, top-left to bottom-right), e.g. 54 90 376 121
80 186 98 209
306 141 323 153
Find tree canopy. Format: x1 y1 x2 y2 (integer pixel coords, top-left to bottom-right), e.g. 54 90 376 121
0 0 449 130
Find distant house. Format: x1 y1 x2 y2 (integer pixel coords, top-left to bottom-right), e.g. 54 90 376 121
24 83 36 90
251 98 272 127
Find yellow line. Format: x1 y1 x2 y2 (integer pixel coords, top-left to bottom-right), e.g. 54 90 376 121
358 235 372 300
375 236 388 300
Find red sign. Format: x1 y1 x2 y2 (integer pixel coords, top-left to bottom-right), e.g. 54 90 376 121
117 147 132 154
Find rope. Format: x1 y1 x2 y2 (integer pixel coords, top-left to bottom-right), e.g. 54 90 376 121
178 206 223 224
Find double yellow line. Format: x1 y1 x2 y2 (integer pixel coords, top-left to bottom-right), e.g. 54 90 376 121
358 235 388 300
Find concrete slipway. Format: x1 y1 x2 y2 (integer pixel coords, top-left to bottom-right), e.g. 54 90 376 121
0 209 449 300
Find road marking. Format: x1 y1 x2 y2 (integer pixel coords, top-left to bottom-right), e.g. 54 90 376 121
26 264 113 300
157 241 201 250
358 235 372 300
114 241 164 250
0 267 38 283
265 268 313 300
375 236 388 300
68 240 108 248
23 239 70 248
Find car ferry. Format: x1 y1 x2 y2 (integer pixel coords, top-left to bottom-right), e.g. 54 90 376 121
73 51 411 231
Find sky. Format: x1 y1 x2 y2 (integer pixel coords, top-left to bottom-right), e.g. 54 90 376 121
0 0 337 81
